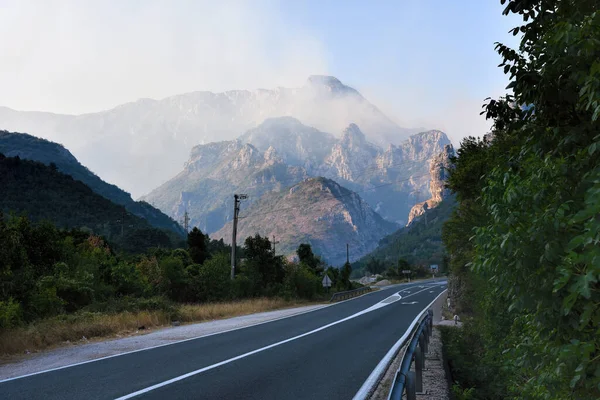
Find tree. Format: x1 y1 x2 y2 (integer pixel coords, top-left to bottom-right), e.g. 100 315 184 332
187 227 208 264
243 234 284 292
366 258 386 275
296 243 324 274
443 1 600 398
339 262 352 290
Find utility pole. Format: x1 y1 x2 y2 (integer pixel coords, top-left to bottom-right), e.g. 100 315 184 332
272 235 280 255
231 194 247 280
346 243 349 264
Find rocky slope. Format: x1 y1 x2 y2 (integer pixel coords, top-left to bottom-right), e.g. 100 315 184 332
141 139 309 233
142 118 452 232
406 144 454 226
0 76 420 197
0 130 184 237
239 119 451 223
213 177 398 266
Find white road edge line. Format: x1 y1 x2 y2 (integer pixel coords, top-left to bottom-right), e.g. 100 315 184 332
114 286 440 400
352 288 448 400
0 282 405 383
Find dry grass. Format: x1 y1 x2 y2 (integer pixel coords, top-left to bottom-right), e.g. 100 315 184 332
0 298 315 357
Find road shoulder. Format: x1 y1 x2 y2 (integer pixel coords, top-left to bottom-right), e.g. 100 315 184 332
0 304 323 381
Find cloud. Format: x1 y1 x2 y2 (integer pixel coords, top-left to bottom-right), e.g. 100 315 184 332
0 0 329 114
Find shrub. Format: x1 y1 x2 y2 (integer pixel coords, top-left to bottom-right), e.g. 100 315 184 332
0 298 23 328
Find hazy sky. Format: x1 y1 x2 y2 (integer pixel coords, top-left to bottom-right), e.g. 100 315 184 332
0 0 520 145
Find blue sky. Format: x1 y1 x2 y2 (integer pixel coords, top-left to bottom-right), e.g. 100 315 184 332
276 0 521 142
0 0 521 144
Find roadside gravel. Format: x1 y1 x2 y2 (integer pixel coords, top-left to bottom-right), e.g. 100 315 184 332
0 303 324 380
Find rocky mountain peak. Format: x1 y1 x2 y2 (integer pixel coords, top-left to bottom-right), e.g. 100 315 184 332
429 144 454 203
406 144 455 226
232 143 261 169
263 146 283 165
305 75 360 97
340 123 367 148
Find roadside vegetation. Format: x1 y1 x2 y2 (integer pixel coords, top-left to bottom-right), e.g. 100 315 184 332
0 297 312 356
442 1 599 399
0 214 361 356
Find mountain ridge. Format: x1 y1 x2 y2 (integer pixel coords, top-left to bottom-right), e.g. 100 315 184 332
141 119 451 233
0 130 185 237
0 76 421 197
213 177 398 266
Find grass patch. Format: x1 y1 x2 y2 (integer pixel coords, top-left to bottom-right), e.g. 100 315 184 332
0 297 318 357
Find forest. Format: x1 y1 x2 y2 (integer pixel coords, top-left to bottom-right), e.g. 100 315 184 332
0 213 355 330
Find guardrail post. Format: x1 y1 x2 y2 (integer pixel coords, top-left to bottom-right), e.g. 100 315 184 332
406 371 417 400
419 331 428 354
415 344 424 393
428 310 433 334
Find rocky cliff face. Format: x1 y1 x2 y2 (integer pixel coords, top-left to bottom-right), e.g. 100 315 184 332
406 144 454 226
0 76 420 197
141 138 308 233
212 177 398 266
142 118 452 232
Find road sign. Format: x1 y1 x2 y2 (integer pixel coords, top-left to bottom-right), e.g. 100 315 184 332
402 270 411 274
430 264 439 270
322 274 332 288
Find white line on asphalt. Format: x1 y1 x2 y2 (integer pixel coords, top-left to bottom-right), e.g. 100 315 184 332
352 288 448 400
0 286 387 384
114 286 441 399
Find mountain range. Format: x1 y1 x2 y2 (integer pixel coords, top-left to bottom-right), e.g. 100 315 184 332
142 117 451 233
0 75 453 266
0 76 421 197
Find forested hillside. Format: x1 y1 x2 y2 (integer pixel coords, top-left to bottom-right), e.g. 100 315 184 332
0 154 179 252
352 197 455 277
0 131 185 237
442 1 600 399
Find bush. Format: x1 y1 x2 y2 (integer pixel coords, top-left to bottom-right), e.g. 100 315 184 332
191 253 231 301
284 264 321 300
0 298 23 328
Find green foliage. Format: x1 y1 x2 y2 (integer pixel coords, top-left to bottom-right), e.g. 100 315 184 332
443 1 600 399
353 198 455 277
296 243 324 274
0 131 185 237
338 262 352 290
241 234 285 293
190 253 231 301
0 214 328 330
0 154 177 253
284 264 321 300
0 298 23 328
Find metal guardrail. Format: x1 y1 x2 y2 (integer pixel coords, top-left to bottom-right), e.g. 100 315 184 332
387 309 434 400
329 286 371 302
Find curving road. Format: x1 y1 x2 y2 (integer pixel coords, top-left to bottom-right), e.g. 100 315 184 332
0 281 447 400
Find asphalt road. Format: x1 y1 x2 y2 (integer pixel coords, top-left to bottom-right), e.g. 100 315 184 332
0 280 446 400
